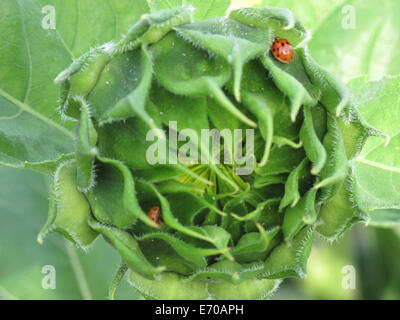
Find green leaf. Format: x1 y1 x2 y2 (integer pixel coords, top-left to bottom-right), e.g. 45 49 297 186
352 137 400 212
51 0 151 57
37 160 98 248
0 89 74 172
261 0 344 32
0 0 153 173
307 0 400 81
366 210 400 228
0 0 74 171
149 0 230 21
348 76 400 226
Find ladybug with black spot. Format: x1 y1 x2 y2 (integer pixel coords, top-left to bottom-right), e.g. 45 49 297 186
270 38 294 64
147 205 163 226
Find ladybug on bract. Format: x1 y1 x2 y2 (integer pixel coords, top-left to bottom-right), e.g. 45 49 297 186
147 206 163 226
270 38 294 64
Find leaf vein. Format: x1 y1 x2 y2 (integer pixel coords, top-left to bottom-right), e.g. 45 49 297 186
16 1 32 104
354 157 400 174
0 88 74 138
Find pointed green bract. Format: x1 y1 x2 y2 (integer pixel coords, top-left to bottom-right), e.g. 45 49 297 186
273 136 302 149
257 145 305 176
108 261 128 300
317 183 363 240
75 97 98 191
136 179 215 243
279 158 308 211
208 277 281 300
254 175 285 189
261 53 319 121
108 6 193 53
241 91 274 166
231 198 281 222
300 105 327 175
315 114 348 200
186 260 264 284
263 226 315 279
232 225 280 263
299 48 350 117
96 156 160 228
282 189 317 242
68 50 113 98
129 270 208 300
150 32 257 128
136 232 230 269
176 17 270 101
37 160 98 248
229 7 310 47
88 217 165 279
99 47 156 131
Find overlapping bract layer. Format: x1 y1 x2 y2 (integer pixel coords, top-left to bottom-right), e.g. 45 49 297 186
39 6 384 299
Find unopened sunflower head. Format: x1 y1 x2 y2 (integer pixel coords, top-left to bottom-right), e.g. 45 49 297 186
40 6 385 299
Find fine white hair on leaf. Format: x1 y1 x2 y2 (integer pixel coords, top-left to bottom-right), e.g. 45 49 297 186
174 30 217 59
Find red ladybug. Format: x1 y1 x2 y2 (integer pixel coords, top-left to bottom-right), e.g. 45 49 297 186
147 206 163 226
270 38 294 64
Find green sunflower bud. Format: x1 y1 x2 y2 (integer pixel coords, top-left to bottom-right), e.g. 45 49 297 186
40 5 387 300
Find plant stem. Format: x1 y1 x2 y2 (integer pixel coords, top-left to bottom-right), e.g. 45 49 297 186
64 240 93 300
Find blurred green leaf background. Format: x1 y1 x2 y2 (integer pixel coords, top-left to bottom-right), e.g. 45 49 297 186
1 0 399 299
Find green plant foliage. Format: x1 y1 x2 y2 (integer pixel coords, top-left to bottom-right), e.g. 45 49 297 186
1 0 399 300
349 76 400 227
0 166 140 300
